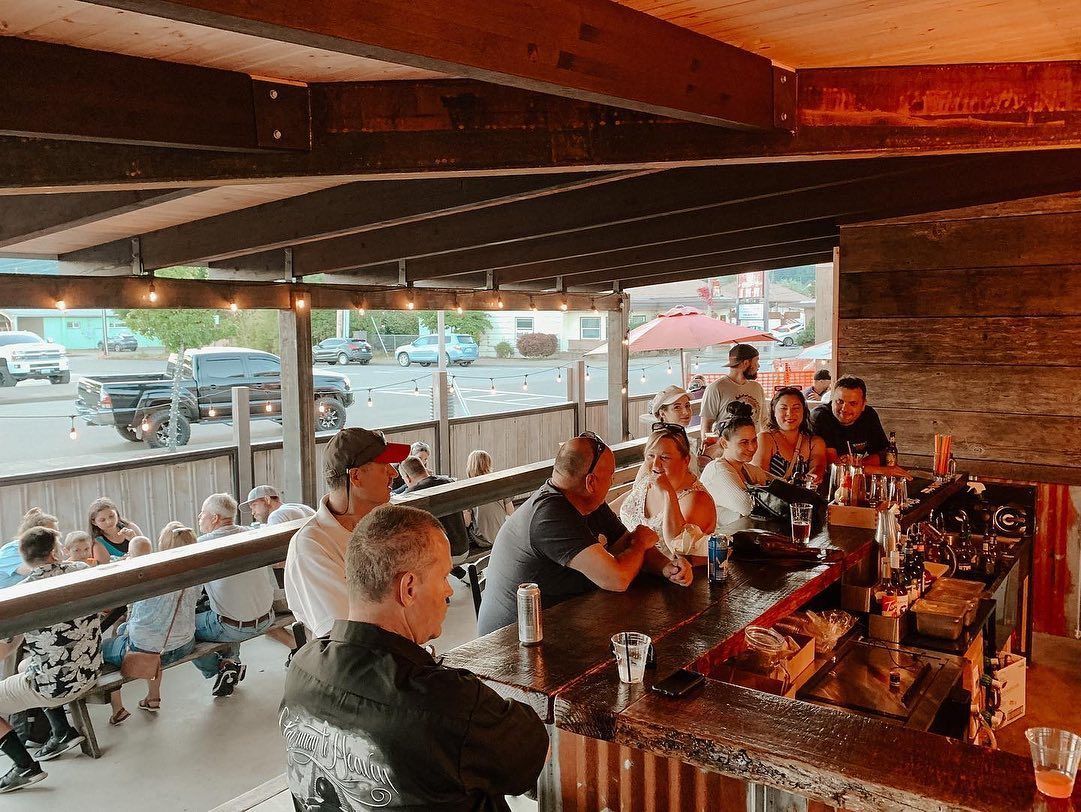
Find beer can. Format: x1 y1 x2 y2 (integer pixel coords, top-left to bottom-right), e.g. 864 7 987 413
708 535 729 583
517 583 543 646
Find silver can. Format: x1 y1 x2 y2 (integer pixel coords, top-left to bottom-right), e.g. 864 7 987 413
517 583 543 646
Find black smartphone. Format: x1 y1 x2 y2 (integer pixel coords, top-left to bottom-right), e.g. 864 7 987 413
651 668 705 698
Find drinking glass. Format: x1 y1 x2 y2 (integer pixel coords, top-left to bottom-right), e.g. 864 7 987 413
1026 727 1081 799
791 503 813 543
611 632 651 684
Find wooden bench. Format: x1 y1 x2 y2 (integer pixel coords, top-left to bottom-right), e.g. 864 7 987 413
69 612 295 759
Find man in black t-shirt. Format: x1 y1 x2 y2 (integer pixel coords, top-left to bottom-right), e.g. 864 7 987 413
477 434 693 637
397 455 471 558
811 375 891 466
281 504 548 812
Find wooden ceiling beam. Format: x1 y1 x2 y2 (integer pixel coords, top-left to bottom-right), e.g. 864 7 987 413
0 37 309 152
0 189 197 250
2 62 1079 193
288 160 919 277
609 252 836 292
0 273 620 312
81 0 787 130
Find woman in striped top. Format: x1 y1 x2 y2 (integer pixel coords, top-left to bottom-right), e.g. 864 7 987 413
753 386 826 487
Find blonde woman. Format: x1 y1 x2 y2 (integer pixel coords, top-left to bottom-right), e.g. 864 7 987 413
101 522 200 723
614 424 716 564
464 450 513 547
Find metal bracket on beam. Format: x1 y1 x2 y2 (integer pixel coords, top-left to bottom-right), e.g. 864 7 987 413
772 67 797 132
399 259 408 286
485 270 494 290
252 80 311 151
555 275 566 293
130 236 143 276
285 248 296 282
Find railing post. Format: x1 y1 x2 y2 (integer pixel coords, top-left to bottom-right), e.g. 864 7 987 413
606 295 630 443
433 370 451 476
231 386 252 508
571 359 586 434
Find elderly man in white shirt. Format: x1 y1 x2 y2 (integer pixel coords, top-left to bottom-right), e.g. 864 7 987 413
192 492 277 698
284 427 409 639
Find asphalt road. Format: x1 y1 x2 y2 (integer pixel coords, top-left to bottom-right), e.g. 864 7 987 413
0 347 804 477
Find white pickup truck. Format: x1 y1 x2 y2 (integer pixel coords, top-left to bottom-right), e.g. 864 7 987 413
0 331 70 386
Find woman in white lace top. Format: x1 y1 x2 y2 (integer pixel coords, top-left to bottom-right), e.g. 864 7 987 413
614 424 716 563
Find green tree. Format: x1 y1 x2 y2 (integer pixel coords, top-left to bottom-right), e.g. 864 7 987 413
117 267 238 352
417 310 492 342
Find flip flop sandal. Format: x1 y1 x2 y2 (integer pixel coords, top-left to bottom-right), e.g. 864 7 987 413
138 699 160 713
108 708 131 726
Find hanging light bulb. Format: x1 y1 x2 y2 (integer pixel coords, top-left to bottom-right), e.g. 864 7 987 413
448 377 456 394
666 361 673 376
229 298 238 312
489 378 496 394
522 376 528 391
140 416 150 433
413 380 419 395
694 358 700 371
529 297 537 312
496 293 504 309
55 298 67 311
147 279 158 303
585 369 591 382
640 370 647 384
265 402 273 412
591 299 598 314
295 295 306 310
621 383 627 395
555 369 563 384
208 406 217 417
559 297 568 311
355 299 366 316
406 290 415 310
621 332 629 347
367 390 373 407
68 417 78 441
318 402 327 414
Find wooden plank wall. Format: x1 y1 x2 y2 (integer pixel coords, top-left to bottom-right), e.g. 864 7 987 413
0 453 235 541
448 406 576 478
838 196 1081 635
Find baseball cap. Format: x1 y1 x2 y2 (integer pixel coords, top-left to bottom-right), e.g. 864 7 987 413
727 343 760 367
240 485 280 508
643 385 690 423
324 427 410 480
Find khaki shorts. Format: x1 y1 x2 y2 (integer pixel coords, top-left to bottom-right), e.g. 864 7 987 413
0 672 84 715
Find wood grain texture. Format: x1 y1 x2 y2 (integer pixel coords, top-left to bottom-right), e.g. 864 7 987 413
1032 483 1078 635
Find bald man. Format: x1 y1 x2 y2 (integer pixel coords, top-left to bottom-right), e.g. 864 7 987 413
477 433 692 636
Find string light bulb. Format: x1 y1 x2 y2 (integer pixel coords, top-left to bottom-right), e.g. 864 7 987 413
530 297 537 312
140 416 150 433
585 369 591 382
367 390 373 407
496 293 504 309
413 380 419 395
621 332 629 347
448 377 456 394
406 290 415 310
489 378 496 395
522 377 528 391
621 384 627 395
355 299 366 316
147 279 158 303
318 402 326 414
55 298 67 311
694 358 700 370
295 295 306 310
229 298 238 312
265 402 273 412
208 406 217 417
666 361 673 376
68 417 77 441
591 299 598 314
556 369 562 384
640 371 647 384
559 298 568 311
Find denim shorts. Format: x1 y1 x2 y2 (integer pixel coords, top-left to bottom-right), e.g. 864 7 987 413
101 635 196 668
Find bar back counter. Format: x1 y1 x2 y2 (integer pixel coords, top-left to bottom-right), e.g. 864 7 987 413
443 477 1065 811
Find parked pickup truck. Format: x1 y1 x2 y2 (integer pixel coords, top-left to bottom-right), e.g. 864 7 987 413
0 331 70 386
75 347 354 448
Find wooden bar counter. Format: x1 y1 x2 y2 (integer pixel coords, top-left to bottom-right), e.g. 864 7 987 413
444 517 1073 811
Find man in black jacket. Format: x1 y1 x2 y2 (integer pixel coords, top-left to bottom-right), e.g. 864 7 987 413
280 504 548 811
397 455 471 559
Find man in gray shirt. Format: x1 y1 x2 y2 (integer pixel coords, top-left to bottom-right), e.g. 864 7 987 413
700 343 768 434
477 433 693 636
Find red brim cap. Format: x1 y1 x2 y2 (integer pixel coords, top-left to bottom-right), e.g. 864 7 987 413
372 442 411 464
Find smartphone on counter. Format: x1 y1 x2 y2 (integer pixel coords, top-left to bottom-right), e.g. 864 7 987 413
651 668 705 698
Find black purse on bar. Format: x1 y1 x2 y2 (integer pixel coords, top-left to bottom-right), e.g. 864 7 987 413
747 478 826 528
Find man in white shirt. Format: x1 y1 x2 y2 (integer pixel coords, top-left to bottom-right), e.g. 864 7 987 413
700 343 768 434
284 427 409 639
240 485 316 526
192 492 276 697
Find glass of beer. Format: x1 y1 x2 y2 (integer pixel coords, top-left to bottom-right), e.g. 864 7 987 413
1027 727 1081 798
790 503 813 543
611 632 652 684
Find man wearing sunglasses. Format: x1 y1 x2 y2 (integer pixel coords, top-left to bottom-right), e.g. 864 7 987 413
477 432 693 636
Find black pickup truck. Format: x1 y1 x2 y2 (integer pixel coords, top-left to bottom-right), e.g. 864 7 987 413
75 348 354 448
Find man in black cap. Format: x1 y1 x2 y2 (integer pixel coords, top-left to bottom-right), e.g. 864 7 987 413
281 504 548 811
285 427 410 640
700 343 767 434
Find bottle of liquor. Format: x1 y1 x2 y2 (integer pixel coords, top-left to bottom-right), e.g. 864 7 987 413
892 570 910 614
955 532 976 576
981 533 998 578
884 432 898 467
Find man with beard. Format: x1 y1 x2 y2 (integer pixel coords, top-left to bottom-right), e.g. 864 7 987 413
700 344 767 433
810 376 905 476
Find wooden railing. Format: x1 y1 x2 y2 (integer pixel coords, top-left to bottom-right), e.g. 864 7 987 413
0 436 648 639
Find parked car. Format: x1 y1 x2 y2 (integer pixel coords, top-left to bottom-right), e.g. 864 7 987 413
396 334 479 367
75 347 353 448
0 331 69 386
97 332 139 352
313 337 372 365
770 321 805 347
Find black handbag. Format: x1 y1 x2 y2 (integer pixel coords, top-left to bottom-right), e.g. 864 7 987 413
748 479 827 528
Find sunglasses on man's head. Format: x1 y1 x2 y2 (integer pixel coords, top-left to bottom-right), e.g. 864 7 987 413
577 431 607 475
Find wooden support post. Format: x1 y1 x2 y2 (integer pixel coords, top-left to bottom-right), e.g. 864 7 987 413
571 360 587 435
606 297 630 443
231 386 252 507
279 304 316 506
433 369 451 476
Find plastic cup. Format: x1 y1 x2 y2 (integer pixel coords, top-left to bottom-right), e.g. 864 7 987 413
1026 727 1081 799
791 502 813 544
611 632 651 684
